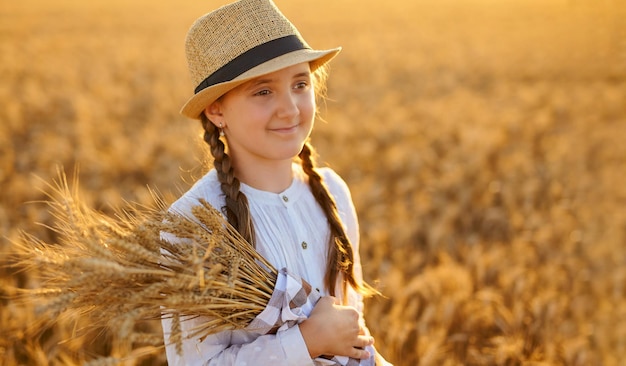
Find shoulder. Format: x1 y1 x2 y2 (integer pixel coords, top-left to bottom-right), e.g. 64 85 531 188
317 167 355 218
316 167 360 246
169 169 224 217
318 167 352 200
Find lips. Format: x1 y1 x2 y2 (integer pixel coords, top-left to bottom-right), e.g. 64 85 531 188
269 124 299 133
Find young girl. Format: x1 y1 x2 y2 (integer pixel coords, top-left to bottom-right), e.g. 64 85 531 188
161 0 391 364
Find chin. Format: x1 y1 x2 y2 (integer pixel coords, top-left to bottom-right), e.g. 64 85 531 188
276 144 306 161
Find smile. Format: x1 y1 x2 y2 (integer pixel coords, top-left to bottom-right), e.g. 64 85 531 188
269 124 299 134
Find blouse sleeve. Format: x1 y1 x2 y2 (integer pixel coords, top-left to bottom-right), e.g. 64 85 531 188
161 316 314 366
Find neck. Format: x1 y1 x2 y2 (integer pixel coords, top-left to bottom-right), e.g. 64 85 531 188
234 158 295 193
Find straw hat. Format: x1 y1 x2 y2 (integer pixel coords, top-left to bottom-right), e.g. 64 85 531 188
181 0 341 119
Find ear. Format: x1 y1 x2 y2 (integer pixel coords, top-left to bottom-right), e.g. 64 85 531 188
203 101 225 128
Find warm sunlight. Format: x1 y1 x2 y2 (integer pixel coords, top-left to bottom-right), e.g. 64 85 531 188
1 0 624 365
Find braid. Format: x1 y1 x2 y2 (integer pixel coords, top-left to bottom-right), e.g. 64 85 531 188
200 114 256 246
299 142 367 297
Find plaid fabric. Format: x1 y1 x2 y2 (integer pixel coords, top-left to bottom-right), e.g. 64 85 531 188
247 268 374 366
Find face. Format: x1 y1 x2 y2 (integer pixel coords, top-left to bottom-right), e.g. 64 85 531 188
205 63 316 169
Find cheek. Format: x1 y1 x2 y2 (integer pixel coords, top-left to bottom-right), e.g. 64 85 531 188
224 103 265 128
301 94 316 119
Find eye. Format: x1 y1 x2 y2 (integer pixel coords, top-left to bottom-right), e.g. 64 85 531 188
294 81 309 90
254 89 271 96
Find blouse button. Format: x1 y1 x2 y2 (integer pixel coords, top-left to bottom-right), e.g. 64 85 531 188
282 195 289 202
301 241 308 250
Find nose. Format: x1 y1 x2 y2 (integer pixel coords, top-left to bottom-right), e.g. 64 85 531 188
276 91 299 119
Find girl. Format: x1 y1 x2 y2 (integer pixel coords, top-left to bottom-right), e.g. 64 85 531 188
161 0 391 364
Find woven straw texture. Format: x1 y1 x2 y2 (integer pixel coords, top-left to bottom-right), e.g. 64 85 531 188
185 0 307 88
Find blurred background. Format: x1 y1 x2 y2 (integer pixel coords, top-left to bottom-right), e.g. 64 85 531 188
1 0 625 365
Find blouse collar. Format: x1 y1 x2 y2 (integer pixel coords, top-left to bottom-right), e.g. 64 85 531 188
239 164 308 207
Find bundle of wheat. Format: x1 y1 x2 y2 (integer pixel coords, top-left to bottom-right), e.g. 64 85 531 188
13 173 278 357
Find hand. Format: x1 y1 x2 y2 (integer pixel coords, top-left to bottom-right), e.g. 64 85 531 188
299 296 374 359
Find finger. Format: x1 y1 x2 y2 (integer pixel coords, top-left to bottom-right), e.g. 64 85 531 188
350 346 371 360
354 335 375 349
358 318 369 335
358 325 365 336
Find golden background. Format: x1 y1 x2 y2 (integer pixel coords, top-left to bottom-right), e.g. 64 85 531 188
1 0 625 365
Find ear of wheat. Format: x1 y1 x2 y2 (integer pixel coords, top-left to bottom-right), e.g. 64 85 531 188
13 172 279 355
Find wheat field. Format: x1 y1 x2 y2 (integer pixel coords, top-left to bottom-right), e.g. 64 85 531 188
1 0 625 365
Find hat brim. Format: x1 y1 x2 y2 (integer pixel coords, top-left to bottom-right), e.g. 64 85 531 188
180 47 341 120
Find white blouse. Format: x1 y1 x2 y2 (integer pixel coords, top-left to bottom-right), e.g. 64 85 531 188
161 164 369 366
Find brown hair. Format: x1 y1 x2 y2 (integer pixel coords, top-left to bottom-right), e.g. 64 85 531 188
199 66 376 298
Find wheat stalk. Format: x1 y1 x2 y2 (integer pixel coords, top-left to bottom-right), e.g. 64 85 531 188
13 172 279 355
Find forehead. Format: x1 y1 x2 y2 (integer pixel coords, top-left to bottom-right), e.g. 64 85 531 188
245 62 311 85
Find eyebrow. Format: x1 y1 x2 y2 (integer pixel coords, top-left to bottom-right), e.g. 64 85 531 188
293 72 311 79
247 72 311 88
